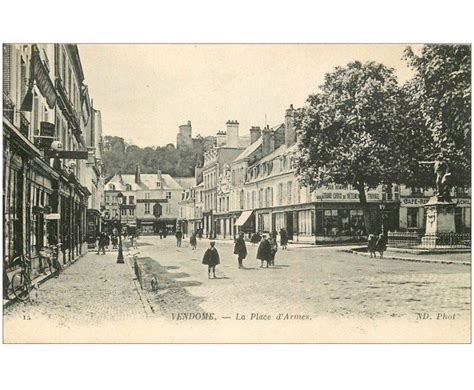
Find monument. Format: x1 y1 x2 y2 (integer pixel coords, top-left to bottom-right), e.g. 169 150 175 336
421 158 456 247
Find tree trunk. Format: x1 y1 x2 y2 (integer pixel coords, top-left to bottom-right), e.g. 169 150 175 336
356 182 373 235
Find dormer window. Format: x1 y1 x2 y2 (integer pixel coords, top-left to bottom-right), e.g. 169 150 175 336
125 184 132 191
109 184 115 190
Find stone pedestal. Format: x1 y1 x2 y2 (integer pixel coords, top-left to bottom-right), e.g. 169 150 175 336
421 197 456 248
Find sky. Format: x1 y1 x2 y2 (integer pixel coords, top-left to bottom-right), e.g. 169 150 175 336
78 44 419 148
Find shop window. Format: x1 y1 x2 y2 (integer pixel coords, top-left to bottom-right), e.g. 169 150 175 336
349 210 366 236
407 208 418 228
298 210 313 235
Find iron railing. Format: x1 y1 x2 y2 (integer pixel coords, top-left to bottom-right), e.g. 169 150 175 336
388 231 471 249
3 92 15 123
19 111 30 138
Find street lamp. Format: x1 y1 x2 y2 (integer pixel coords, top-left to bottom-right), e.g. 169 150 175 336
116 191 124 263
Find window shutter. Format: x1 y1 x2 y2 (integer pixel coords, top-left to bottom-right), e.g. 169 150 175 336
3 44 12 95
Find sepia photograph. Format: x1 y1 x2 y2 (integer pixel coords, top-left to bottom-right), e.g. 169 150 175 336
2 42 471 343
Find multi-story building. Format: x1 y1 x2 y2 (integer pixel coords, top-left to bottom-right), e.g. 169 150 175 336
3 44 102 282
223 105 399 244
103 166 193 235
202 120 247 237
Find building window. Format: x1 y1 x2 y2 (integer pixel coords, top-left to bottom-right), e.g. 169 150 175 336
129 196 134 204
258 189 264 208
129 209 134 216
411 187 423 196
121 209 126 216
145 192 150 199
287 181 293 204
144 203 150 214
125 184 132 191
109 184 115 190
166 191 172 199
278 183 283 205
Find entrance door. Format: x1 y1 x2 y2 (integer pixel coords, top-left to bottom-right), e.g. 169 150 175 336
286 212 293 240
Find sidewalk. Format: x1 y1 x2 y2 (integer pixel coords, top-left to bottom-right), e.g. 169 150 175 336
3 249 149 325
343 247 471 266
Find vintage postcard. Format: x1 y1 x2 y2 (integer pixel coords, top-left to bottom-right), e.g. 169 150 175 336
2 43 471 343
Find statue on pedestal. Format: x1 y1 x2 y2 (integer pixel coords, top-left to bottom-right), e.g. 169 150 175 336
434 159 453 202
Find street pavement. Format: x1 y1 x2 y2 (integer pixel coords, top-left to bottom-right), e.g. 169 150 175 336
3 235 471 342
135 236 471 320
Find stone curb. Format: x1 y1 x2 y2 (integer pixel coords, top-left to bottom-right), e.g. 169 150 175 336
123 253 155 318
340 249 471 266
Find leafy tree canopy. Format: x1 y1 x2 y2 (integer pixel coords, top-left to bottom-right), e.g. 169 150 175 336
404 44 471 187
102 136 215 178
295 61 422 197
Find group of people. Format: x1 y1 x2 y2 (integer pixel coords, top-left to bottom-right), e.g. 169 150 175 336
250 228 288 250
201 231 282 278
96 230 140 255
367 233 387 258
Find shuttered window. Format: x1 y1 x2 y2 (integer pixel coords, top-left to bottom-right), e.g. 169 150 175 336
3 44 12 95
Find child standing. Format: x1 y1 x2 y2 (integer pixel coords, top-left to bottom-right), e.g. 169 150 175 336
202 241 220 279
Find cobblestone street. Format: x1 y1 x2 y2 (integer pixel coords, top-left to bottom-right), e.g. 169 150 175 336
4 236 471 342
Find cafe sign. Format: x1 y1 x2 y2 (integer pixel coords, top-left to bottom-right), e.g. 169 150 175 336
401 197 429 207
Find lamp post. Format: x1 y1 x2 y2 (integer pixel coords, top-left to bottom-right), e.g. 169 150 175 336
116 192 124 263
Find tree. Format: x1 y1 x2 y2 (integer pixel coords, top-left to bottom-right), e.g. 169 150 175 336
403 44 471 188
294 61 426 233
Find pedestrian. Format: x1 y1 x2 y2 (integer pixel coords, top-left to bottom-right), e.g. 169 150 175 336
280 228 288 250
97 232 106 255
159 228 163 239
251 231 262 245
257 234 272 268
104 233 110 251
376 233 387 258
233 232 247 268
202 241 220 279
129 233 135 250
176 229 183 247
269 235 278 266
190 232 197 250
163 228 167 239
367 233 377 258
111 234 118 249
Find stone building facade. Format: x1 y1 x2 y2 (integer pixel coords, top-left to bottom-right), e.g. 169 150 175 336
3 44 105 283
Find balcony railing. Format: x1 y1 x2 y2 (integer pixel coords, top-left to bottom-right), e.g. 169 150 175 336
3 93 15 123
19 111 30 138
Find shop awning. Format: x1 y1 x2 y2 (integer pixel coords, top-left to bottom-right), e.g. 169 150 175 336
234 210 253 226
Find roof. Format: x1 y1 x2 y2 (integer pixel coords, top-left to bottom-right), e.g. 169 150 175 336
233 137 262 163
174 177 196 189
257 144 287 165
106 173 183 191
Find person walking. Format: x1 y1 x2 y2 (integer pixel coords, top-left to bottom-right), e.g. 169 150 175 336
280 228 288 250
233 232 247 269
269 235 278 266
257 235 272 268
376 233 387 258
97 232 106 255
104 233 110 251
202 241 220 279
367 233 377 258
111 234 118 249
190 232 197 250
176 229 183 247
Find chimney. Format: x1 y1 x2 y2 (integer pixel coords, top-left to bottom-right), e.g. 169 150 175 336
285 104 296 147
195 164 203 185
216 130 226 147
249 126 262 144
226 120 239 148
261 126 274 156
157 166 162 187
135 164 141 184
